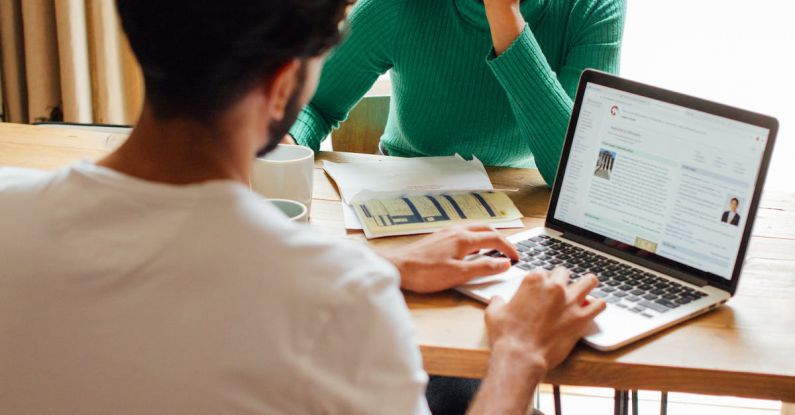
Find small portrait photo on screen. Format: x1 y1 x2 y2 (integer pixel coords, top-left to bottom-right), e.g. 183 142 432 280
594 148 616 180
720 196 742 227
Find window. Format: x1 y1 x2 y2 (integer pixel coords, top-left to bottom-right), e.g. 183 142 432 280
621 0 795 191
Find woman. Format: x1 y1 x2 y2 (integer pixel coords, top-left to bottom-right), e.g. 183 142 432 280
289 2 626 412
287 0 626 186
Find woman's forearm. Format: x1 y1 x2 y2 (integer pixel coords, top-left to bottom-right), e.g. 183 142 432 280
484 1 525 55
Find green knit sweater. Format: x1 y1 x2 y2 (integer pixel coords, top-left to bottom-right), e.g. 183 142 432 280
290 0 626 185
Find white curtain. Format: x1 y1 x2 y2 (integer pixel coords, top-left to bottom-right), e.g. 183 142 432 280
0 0 143 125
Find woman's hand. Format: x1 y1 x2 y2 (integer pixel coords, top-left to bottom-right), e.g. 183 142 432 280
483 0 525 55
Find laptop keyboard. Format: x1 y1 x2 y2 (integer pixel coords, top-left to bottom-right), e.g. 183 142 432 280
484 235 708 318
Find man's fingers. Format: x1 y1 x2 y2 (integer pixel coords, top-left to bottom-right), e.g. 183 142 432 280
581 297 607 320
488 295 506 309
569 274 599 304
511 271 546 303
485 295 506 323
485 295 506 320
463 224 498 233
457 257 512 279
459 231 519 260
550 266 571 287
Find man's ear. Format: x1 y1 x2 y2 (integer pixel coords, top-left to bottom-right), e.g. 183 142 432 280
266 59 301 122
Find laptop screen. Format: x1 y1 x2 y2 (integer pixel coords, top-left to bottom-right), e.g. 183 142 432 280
552 82 771 280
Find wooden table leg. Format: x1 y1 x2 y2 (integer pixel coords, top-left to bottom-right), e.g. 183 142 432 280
782 403 795 415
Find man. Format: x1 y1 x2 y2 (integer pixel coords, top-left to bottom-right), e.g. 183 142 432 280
721 197 741 226
0 1 604 414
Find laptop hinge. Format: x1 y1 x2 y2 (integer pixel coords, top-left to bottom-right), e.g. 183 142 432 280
561 233 710 288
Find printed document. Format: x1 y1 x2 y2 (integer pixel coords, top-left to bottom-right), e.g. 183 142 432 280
323 155 524 232
352 190 522 238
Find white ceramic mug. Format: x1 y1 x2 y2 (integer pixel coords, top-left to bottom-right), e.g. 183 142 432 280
251 144 314 211
267 199 309 223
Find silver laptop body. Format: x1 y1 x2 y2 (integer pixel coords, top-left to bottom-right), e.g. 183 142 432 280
457 70 779 351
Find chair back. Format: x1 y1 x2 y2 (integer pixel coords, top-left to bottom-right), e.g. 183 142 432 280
331 95 389 154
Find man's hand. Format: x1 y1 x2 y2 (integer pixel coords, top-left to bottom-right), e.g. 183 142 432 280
468 268 605 414
486 268 606 371
380 225 519 294
280 134 297 145
483 0 525 55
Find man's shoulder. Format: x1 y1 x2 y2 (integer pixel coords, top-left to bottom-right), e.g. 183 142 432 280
0 167 52 191
221 193 400 293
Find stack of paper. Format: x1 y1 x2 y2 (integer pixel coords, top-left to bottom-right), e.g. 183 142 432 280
323 155 525 237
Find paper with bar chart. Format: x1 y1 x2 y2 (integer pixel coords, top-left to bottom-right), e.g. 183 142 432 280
351 190 522 238
322 155 525 235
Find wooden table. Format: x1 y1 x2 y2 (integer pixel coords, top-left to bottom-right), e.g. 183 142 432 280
2 123 794 407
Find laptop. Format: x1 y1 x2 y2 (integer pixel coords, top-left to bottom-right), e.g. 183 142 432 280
457 70 779 351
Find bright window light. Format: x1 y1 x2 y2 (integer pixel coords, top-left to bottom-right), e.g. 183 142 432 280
621 1 795 191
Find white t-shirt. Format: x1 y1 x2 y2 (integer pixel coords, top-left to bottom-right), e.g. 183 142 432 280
0 162 429 415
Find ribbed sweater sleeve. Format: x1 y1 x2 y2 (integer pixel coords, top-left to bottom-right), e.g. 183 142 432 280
486 0 626 185
289 0 400 151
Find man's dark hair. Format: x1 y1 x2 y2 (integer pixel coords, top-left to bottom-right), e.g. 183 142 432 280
731 197 739 205
116 0 351 120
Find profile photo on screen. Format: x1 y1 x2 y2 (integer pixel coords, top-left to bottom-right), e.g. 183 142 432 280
721 197 741 226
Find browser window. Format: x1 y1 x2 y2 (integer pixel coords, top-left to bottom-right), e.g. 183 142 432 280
554 83 771 279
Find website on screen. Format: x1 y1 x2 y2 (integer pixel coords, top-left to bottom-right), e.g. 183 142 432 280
555 83 770 279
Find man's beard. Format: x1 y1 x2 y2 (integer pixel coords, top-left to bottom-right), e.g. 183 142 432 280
256 63 308 158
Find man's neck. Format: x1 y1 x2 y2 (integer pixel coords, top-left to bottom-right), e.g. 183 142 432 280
98 106 258 185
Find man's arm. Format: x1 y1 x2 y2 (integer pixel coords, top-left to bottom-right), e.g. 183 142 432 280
377 225 520 293
469 268 606 414
309 264 430 415
288 0 399 151
376 227 604 414
467 340 546 414
483 0 626 185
